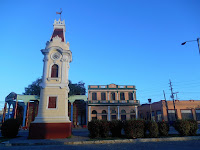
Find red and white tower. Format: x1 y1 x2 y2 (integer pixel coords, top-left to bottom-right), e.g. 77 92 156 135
29 18 72 139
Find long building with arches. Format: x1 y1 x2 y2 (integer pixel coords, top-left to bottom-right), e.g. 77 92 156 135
88 84 140 121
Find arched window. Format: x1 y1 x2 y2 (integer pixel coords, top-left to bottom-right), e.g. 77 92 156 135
111 110 117 120
121 110 126 114
120 92 125 100
111 92 115 100
92 110 97 114
111 110 116 114
102 110 107 114
102 110 107 120
92 92 97 100
92 110 97 120
130 109 135 113
51 64 59 78
101 92 106 100
129 92 133 100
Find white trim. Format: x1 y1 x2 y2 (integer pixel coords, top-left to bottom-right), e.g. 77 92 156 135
181 110 192 113
135 106 138 119
88 106 91 122
36 116 68 119
168 110 175 113
47 96 58 110
108 106 110 121
117 106 120 120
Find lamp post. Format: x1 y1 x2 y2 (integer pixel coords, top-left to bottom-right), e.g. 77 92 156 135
148 98 152 121
181 38 200 53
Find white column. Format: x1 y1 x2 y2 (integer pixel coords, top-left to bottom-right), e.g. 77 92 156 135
88 106 91 122
42 54 48 82
117 106 120 120
135 106 138 119
22 103 28 127
7 103 11 119
71 103 73 123
108 106 110 121
107 92 109 100
117 92 119 100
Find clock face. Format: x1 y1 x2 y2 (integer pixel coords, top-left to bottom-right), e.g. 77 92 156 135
52 52 61 60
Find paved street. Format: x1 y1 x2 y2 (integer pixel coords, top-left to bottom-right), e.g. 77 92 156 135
0 140 200 150
0 127 200 149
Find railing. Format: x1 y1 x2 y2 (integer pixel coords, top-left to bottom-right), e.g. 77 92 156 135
88 100 140 104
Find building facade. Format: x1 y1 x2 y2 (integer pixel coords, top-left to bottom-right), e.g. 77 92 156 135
88 84 140 121
138 100 200 123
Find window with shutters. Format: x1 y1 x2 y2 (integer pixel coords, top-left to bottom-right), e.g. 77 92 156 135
101 92 106 100
51 64 59 78
48 96 57 108
111 92 115 100
92 92 97 100
129 92 133 100
120 92 125 100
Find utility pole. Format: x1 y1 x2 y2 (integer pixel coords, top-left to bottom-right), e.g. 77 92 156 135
148 99 152 121
163 90 169 122
169 80 177 121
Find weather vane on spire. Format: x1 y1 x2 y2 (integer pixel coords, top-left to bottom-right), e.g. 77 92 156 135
56 8 62 20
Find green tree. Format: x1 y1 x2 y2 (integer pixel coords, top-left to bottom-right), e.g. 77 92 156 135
68 80 86 96
23 78 86 96
23 78 42 96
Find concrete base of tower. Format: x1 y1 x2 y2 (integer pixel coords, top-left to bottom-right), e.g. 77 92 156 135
28 122 71 139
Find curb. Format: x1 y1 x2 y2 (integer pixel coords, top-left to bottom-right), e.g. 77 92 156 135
2 136 200 146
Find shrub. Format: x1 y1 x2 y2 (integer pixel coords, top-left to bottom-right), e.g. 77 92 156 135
124 120 145 138
188 120 198 136
174 120 190 136
99 120 110 138
109 120 123 137
88 120 100 138
157 121 169 136
1 119 20 138
145 121 159 138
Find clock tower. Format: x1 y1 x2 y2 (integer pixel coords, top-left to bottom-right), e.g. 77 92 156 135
29 19 72 139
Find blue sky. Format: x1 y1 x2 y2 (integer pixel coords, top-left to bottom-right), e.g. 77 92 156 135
0 0 200 110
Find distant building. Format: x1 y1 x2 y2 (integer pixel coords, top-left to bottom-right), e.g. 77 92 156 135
138 100 200 123
2 92 39 129
88 84 140 121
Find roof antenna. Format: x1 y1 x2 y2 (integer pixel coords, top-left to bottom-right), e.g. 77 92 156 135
56 8 62 20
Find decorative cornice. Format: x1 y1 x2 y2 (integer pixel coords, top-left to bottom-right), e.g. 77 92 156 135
40 82 69 89
52 35 62 42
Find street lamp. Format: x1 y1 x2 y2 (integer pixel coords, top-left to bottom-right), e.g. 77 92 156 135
148 98 152 121
181 38 200 53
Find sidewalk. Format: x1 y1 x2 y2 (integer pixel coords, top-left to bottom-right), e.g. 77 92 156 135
1 128 200 146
